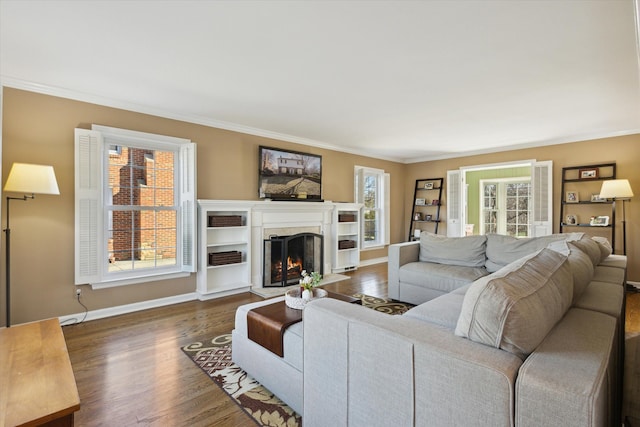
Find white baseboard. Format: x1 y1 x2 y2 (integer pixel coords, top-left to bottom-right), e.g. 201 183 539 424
57 257 390 325
58 292 199 325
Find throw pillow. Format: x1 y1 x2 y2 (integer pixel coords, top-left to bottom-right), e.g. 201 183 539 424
455 248 573 359
419 232 487 267
485 233 566 273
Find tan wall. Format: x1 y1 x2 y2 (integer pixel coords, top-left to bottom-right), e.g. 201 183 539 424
1 88 405 325
3 86 638 326
405 136 640 281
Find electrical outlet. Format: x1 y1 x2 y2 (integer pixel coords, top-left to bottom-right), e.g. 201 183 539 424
76 288 82 298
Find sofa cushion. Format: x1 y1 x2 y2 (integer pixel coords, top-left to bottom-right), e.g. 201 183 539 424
403 284 470 330
399 262 489 294
455 248 573 359
591 236 613 262
569 236 601 269
548 240 595 304
485 233 566 273
419 233 487 267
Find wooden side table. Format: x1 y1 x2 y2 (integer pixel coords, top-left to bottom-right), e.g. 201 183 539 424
0 318 80 427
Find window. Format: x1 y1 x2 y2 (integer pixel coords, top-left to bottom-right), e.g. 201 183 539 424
355 166 390 249
75 125 196 288
480 178 531 237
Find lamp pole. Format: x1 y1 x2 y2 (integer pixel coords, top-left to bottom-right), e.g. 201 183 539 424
5 194 33 327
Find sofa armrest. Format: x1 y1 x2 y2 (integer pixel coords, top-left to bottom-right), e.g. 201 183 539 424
388 241 420 299
516 308 618 427
303 298 522 427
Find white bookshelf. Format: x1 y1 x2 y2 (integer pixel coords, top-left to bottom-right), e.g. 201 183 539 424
332 203 362 273
197 201 252 300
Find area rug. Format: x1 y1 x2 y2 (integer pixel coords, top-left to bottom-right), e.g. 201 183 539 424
250 273 350 298
181 294 413 426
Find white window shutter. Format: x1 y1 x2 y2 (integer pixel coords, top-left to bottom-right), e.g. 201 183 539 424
447 169 462 236
354 167 365 247
75 128 102 284
384 173 390 245
531 160 553 236
180 142 197 272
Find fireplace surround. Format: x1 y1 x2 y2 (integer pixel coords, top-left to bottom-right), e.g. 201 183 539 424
263 232 324 287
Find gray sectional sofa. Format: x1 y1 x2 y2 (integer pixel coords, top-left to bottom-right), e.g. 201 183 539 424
303 232 626 426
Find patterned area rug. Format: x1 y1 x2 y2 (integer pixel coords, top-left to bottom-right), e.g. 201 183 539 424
181 294 414 427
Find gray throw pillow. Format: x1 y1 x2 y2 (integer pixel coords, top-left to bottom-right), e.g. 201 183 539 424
419 232 487 267
455 248 573 359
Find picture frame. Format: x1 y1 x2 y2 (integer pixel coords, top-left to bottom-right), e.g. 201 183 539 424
590 194 606 203
565 191 579 203
431 199 439 206
565 214 577 225
415 198 426 206
589 216 609 226
424 182 434 190
414 212 422 221
579 168 599 179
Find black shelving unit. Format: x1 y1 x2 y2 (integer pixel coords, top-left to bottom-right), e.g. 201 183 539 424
409 177 444 241
559 163 616 248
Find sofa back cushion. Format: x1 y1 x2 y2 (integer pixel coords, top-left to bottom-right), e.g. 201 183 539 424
569 236 601 268
591 236 613 263
485 234 566 272
419 232 487 267
548 240 595 304
455 248 573 359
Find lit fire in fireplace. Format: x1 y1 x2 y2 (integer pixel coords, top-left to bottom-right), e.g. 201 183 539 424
273 256 304 282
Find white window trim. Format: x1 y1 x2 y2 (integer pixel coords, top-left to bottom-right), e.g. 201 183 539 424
75 125 197 289
354 166 390 250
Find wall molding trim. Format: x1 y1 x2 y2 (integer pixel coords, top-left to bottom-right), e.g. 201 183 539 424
57 292 198 326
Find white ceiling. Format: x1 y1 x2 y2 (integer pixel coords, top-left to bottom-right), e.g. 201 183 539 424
1 0 639 163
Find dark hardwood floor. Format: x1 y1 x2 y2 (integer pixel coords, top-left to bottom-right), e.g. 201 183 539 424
62 263 388 427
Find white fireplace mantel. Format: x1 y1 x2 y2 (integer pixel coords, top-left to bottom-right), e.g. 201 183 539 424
196 200 361 299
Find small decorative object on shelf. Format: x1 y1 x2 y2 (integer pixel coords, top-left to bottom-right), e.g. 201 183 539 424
590 216 609 226
208 215 242 227
425 214 432 221
590 194 606 202
209 250 242 266
431 199 439 206
424 182 434 189
565 214 577 225
565 191 579 203
579 168 599 179
416 198 426 205
414 212 422 221
338 213 356 222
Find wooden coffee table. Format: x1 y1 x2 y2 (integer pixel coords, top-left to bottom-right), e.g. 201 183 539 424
246 290 361 356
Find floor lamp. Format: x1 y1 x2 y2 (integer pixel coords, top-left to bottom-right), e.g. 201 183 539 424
4 163 60 327
599 179 634 255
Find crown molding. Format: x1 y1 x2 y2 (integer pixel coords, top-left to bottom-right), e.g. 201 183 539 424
2 76 638 165
0 76 402 163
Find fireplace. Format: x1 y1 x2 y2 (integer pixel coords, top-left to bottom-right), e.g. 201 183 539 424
263 232 324 287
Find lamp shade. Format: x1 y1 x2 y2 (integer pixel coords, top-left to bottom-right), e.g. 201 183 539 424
599 179 633 200
3 163 60 195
